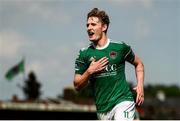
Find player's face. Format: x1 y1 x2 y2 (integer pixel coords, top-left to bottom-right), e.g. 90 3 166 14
86 17 106 42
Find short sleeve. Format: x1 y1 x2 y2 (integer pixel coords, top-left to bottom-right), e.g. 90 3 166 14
75 50 88 74
123 43 135 63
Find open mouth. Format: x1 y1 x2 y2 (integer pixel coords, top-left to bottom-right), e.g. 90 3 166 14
88 31 94 36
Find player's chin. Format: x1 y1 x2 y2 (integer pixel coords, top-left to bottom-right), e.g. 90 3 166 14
89 37 96 42
89 36 99 42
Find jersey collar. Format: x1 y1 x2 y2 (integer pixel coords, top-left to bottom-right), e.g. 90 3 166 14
94 38 110 50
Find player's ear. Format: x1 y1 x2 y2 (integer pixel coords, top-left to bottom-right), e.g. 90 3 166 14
102 24 107 32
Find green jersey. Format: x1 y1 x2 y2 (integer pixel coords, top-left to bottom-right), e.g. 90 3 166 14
75 39 135 112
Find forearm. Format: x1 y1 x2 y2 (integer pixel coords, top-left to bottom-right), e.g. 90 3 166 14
135 62 144 86
132 55 144 86
134 60 145 105
74 69 92 91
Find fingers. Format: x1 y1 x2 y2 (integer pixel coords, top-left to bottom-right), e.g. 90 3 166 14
136 93 144 106
90 57 109 73
93 57 108 66
93 57 108 72
134 86 144 106
91 57 108 64
99 57 109 67
97 57 108 64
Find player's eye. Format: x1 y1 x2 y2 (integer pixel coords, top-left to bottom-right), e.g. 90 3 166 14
91 23 96 26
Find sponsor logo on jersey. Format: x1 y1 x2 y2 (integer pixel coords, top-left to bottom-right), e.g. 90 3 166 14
105 64 117 72
109 51 117 59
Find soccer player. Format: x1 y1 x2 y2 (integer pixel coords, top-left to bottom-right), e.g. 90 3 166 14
74 8 144 120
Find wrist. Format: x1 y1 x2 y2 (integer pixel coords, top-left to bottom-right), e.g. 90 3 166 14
87 68 93 75
137 82 144 87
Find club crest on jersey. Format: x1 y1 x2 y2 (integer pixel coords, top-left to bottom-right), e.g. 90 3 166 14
109 51 117 59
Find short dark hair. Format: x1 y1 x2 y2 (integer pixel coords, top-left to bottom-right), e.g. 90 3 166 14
87 8 110 33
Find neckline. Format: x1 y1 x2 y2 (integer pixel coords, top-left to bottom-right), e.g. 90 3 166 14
94 38 110 50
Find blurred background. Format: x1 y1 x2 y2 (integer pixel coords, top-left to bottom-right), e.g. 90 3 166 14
0 0 179 119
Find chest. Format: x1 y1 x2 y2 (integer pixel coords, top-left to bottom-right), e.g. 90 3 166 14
85 48 125 66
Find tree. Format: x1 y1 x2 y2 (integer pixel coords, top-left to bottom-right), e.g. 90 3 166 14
23 71 42 101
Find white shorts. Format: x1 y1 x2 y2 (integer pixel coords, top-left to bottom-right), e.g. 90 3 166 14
97 101 135 121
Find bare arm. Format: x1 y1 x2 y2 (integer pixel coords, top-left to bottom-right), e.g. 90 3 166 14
74 57 108 91
132 54 144 106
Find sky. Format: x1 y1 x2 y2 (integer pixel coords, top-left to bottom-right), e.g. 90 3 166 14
0 0 179 101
